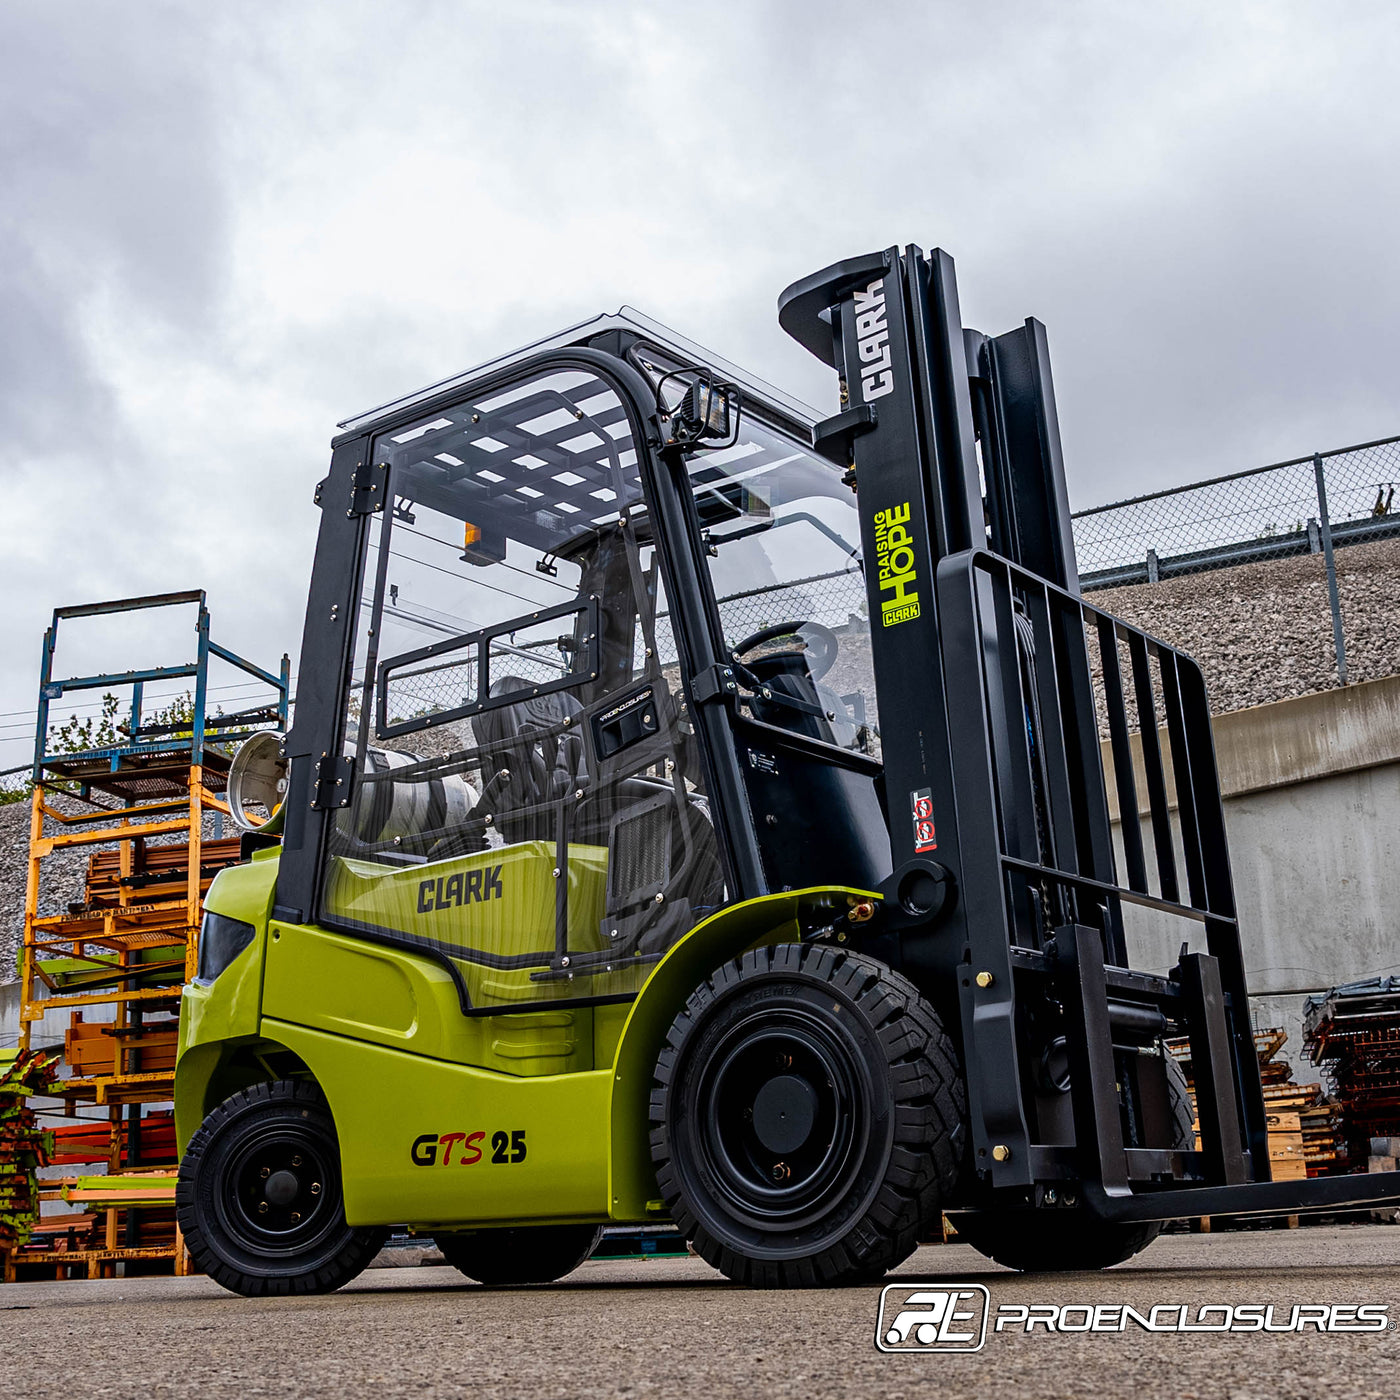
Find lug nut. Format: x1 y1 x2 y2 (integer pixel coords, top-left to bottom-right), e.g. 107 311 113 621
260 1166 271 1179
771 1163 791 1182
310 1183 321 1195
291 1155 303 1167
290 1211 301 1224
258 1201 269 1214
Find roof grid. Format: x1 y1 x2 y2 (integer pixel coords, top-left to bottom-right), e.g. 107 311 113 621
382 373 644 555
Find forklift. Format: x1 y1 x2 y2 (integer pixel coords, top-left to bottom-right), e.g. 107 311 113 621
175 246 1400 1295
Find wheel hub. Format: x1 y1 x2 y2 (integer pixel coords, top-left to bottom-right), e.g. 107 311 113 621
751 1074 818 1153
263 1169 300 1206
216 1126 338 1255
689 1005 872 1231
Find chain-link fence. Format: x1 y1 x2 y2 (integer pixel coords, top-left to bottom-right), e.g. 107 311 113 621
653 565 881 755
1072 436 1400 713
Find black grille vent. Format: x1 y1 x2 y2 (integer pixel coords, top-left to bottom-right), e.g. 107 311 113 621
608 797 672 909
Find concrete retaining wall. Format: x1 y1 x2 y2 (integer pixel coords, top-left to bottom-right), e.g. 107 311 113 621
1112 674 1400 1057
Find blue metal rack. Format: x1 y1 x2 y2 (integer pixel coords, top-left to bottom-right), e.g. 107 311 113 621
18 589 289 1104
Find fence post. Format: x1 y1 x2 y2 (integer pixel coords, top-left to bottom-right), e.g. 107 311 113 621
1313 453 1349 686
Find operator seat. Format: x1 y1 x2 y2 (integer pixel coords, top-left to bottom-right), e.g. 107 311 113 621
471 676 587 843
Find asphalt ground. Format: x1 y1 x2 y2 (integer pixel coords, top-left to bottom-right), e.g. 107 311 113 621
1 1224 1397 1400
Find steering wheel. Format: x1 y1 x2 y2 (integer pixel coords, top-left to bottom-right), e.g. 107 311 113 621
731 620 840 682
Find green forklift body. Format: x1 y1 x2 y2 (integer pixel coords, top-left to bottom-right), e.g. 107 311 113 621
176 856 876 1229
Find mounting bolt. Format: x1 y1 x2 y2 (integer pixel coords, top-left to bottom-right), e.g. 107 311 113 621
560 956 570 968
609 928 619 939
654 892 664 904
975 971 995 988
552 867 561 878
992 1144 1011 1163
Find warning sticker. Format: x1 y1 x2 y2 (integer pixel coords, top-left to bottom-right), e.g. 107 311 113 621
911 789 937 853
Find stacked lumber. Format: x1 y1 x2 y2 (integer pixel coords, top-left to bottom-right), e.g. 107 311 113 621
1305 978 1400 1170
0 1051 58 1252
46 1110 176 1167
64 1018 178 1080
81 836 243 911
1264 1080 1345 1176
1369 1135 1400 1175
1167 1028 1344 1180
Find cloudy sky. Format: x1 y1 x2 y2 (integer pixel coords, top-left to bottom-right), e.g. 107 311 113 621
1 0 1397 766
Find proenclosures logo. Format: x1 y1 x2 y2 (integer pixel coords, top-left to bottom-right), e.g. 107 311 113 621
875 1285 1390 1353
876 1286 990 1353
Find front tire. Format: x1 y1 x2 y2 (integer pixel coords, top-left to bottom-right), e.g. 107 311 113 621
650 944 966 1288
176 1080 386 1296
435 1225 601 1285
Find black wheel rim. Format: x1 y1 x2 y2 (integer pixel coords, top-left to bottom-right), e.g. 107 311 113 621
689 1005 871 1232
214 1120 342 1258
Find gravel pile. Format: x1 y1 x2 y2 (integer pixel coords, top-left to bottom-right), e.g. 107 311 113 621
0 795 89 982
1093 535 1400 716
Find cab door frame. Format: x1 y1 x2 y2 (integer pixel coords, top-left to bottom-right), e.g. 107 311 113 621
273 348 769 954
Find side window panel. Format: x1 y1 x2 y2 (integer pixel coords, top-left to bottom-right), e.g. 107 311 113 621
688 424 881 758
321 368 725 1012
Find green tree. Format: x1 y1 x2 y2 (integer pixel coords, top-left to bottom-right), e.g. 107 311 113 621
48 692 123 754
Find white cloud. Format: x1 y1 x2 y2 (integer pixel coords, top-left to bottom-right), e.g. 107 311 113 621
1 0 1397 761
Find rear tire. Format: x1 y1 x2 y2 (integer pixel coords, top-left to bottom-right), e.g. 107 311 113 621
650 943 966 1288
176 1080 386 1296
952 1052 1195 1272
435 1225 601 1285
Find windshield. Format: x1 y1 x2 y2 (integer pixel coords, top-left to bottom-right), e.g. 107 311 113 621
687 418 880 758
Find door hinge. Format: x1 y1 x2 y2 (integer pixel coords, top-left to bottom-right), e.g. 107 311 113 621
810 404 877 467
311 753 355 809
691 663 740 707
349 460 388 516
